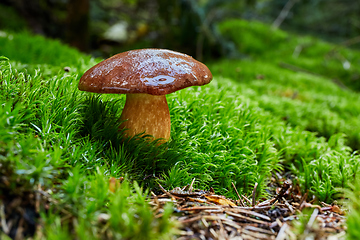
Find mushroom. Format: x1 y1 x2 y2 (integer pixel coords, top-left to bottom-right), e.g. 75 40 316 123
78 48 212 141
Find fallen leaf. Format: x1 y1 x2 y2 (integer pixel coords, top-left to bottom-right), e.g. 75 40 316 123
204 195 237 207
109 177 123 193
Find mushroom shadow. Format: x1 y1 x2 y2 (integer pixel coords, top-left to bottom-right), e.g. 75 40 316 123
78 95 182 185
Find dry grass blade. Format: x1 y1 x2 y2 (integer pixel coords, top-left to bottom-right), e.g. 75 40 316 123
0 203 9 234
226 211 271 226
231 208 271 221
232 182 245 207
252 182 258 207
188 178 196 193
275 223 289 240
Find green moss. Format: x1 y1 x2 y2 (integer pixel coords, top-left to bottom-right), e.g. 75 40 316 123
0 31 99 76
218 19 360 91
345 179 360 240
209 58 360 150
219 19 288 55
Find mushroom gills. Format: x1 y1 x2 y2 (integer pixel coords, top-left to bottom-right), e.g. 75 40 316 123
119 93 171 140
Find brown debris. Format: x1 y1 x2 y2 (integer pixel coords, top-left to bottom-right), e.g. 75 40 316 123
108 177 124 193
152 181 347 240
0 190 42 239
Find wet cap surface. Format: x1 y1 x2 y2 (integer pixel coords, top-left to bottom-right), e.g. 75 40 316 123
78 49 213 95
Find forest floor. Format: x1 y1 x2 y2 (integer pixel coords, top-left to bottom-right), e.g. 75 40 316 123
0 19 359 239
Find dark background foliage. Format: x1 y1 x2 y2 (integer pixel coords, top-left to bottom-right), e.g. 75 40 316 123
1 0 359 61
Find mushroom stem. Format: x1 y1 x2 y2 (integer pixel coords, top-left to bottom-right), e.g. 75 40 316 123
119 93 171 141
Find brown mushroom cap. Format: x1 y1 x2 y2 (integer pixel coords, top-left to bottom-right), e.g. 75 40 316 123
78 49 213 95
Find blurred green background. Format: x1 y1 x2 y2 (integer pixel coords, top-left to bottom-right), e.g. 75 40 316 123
1 0 359 61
